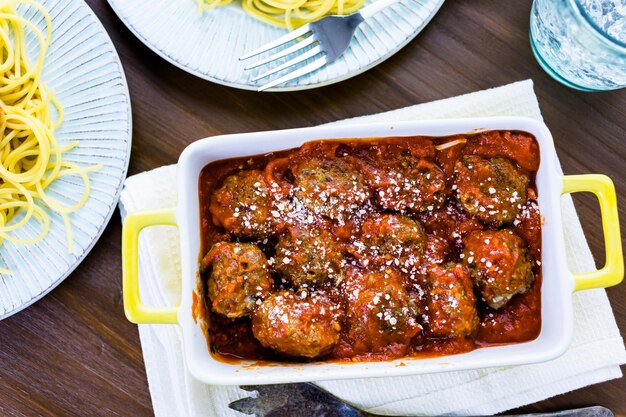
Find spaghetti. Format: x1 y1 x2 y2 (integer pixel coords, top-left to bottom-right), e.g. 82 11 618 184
198 0 365 31
195 0 233 12
0 1 99 274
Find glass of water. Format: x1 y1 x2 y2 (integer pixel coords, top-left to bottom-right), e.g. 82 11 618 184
530 0 626 91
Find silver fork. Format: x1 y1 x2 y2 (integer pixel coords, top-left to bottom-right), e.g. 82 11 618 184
239 0 404 91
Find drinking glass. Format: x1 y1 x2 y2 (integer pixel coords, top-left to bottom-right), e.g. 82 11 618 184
530 0 626 91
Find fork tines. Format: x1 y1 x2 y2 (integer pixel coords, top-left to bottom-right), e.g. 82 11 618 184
239 24 327 92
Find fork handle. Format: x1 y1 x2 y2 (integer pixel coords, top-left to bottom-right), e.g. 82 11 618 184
506 407 614 417
363 406 613 417
358 0 404 19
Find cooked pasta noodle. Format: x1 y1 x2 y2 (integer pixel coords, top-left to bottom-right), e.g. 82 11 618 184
198 0 365 31
0 1 99 274
195 0 233 12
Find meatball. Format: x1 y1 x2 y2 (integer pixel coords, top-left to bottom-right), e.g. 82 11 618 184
252 290 341 358
343 270 419 354
462 229 535 309
423 234 451 268
369 158 447 213
202 242 273 318
424 263 479 337
209 170 277 239
352 214 427 272
274 226 344 287
292 157 370 222
419 202 483 246
404 234 452 301
454 156 529 226
465 130 540 172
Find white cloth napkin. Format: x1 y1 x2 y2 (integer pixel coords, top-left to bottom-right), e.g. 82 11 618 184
118 80 626 417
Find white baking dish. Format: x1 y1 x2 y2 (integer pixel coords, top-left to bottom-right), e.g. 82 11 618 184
122 117 623 385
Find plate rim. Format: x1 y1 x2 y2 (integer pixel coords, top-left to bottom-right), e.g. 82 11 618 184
0 0 133 320
106 0 445 92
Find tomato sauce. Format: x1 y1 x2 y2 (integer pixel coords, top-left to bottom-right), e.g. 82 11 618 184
197 130 542 363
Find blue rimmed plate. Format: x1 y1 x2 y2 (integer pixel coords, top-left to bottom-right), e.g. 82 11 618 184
0 0 132 319
107 0 444 91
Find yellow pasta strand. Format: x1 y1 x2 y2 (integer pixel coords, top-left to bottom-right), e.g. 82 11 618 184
201 0 365 31
0 1 99 274
195 0 233 14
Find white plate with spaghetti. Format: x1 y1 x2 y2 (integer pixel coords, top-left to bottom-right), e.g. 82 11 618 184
107 0 444 91
0 0 131 319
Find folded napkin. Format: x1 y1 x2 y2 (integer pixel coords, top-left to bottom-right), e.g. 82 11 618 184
118 80 626 417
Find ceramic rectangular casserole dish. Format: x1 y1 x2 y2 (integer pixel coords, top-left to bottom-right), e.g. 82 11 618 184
121 117 623 385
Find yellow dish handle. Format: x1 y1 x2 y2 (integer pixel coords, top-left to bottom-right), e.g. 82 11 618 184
562 175 624 291
122 207 179 324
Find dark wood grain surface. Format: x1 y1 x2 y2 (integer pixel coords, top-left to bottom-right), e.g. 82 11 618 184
1 1 624 416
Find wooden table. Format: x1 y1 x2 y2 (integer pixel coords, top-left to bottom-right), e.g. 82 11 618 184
1 0 624 415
